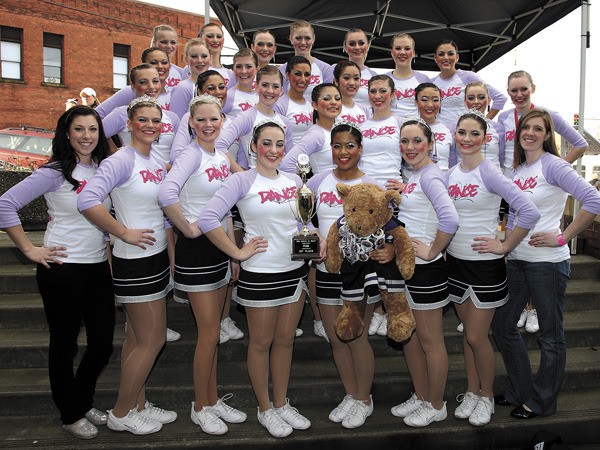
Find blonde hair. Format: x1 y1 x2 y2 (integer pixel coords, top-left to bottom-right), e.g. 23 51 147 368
151 25 177 46
464 81 489 96
184 38 209 58
198 22 224 37
290 20 314 35
256 64 283 84
508 70 534 85
153 25 175 38
391 32 415 49
233 48 258 67
189 93 222 116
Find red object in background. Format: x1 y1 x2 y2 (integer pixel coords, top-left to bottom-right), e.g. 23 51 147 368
0 126 53 172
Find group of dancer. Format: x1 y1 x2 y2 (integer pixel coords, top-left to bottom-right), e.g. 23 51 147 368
0 19 599 442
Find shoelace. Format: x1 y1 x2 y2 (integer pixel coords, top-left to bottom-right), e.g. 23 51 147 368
280 404 303 421
348 401 368 419
410 402 432 420
126 409 154 428
400 394 419 408
216 394 238 414
335 396 355 414
143 402 167 419
264 410 286 428
456 392 476 404
197 407 223 427
472 398 493 417
221 319 238 331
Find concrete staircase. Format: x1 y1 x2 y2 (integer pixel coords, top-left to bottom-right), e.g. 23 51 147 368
1 231 599 449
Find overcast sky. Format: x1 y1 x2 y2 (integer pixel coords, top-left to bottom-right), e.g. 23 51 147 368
139 1 599 136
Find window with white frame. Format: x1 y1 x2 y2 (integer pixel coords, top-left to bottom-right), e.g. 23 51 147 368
1 26 23 80
43 32 63 84
113 43 130 89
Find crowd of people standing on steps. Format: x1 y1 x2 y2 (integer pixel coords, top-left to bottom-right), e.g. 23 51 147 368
0 17 599 441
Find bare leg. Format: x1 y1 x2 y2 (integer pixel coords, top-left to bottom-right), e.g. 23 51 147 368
308 267 322 322
346 303 375 402
320 304 358 396
456 299 495 399
271 295 305 408
112 300 166 417
189 286 225 410
412 309 448 409
402 329 429 400
246 306 278 412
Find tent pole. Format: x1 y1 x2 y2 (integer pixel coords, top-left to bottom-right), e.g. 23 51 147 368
205 0 210 24
571 0 590 254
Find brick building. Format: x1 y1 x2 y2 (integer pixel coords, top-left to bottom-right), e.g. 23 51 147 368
0 0 208 130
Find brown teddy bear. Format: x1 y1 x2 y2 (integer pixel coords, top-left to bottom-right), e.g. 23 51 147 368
325 183 415 342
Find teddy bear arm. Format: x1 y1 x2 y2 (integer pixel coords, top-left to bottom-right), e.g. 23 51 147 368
325 222 342 274
390 227 415 280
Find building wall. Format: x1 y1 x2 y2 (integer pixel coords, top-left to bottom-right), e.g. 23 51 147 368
0 0 208 129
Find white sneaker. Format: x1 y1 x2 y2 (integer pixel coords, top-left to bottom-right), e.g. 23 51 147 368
139 401 177 424
456 322 464 333
391 393 424 418
107 408 162 435
85 407 108 426
295 328 303 337
517 309 528 328
220 328 230 344
525 309 539 333
376 314 388 336
313 320 329 342
454 391 480 419
329 395 357 423
468 396 494 426
211 394 247 423
166 328 181 342
403 401 447 427
173 290 189 304
257 407 292 438
368 312 384 336
342 396 373 429
191 402 228 435
275 399 311 430
221 317 244 340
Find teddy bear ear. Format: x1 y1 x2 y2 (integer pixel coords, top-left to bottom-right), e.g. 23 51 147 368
336 183 351 199
386 189 401 207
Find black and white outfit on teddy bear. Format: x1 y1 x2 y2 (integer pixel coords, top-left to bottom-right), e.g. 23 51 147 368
337 215 406 302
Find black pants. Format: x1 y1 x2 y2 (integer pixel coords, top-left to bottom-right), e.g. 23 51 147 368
36 261 115 425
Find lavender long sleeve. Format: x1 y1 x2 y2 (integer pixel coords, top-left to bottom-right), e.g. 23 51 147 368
481 162 540 229
96 87 135 119
0 167 62 228
198 171 255 233
420 164 459 234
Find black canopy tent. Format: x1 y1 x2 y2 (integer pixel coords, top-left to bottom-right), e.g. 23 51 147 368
209 0 584 71
209 0 592 254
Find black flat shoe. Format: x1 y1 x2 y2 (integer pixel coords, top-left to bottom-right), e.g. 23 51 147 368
494 395 512 406
511 405 538 419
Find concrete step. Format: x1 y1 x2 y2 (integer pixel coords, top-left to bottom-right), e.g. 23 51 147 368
0 387 599 449
0 265 38 295
0 244 598 294
1 276 599 330
0 230 43 265
0 346 598 418
1 308 599 369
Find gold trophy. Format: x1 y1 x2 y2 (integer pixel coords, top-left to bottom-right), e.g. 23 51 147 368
291 154 319 260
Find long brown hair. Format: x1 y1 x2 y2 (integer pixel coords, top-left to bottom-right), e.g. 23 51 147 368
513 108 558 169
